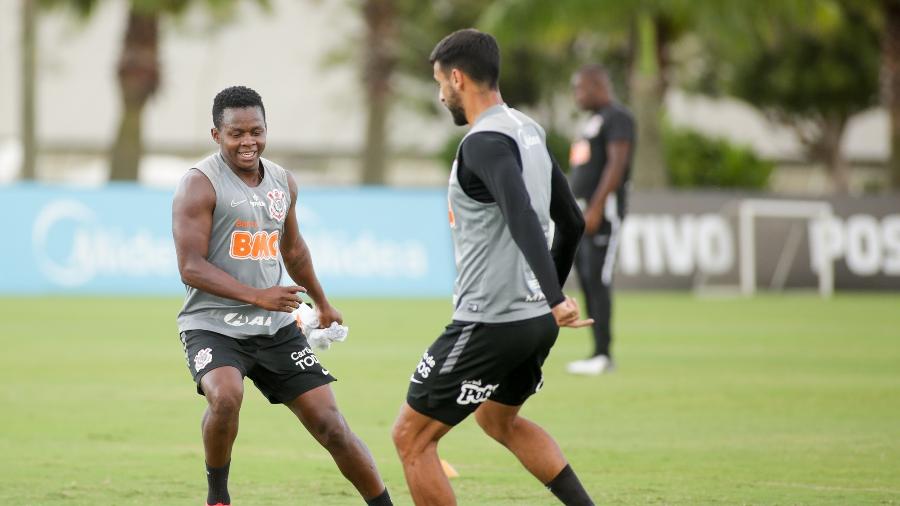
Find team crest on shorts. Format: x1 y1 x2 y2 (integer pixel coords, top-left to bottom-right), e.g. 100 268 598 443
194 347 213 372
267 189 287 222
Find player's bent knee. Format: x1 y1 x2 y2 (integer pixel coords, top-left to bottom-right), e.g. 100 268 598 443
475 410 514 443
209 392 242 417
205 384 243 416
309 413 352 450
390 419 419 459
390 419 407 449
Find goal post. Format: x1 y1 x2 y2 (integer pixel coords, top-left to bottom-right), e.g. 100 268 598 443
738 199 835 298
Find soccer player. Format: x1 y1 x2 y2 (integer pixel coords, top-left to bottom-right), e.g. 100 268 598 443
565 64 635 376
391 30 596 506
172 86 392 506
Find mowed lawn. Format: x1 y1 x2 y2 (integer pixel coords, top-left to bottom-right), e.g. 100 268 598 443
1 294 898 505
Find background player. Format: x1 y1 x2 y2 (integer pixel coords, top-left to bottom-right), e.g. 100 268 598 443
391 30 596 506
566 64 636 376
172 86 392 506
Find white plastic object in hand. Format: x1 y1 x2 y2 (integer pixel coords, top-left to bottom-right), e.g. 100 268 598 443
292 303 319 336
292 303 349 350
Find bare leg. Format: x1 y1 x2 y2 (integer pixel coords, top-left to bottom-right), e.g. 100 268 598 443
474 400 567 483
391 403 455 506
200 366 244 467
286 384 386 500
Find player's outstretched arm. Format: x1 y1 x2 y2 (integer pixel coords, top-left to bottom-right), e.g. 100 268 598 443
172 169 305 313
279 171 342 327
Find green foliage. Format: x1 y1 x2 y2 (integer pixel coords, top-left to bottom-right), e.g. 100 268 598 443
664 126 773 189
727 1 879 121
390 0 576 112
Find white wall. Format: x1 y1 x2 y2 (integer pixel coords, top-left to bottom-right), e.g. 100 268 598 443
0 0 454 158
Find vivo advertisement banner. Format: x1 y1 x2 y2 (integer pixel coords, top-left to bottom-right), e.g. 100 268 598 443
2 184 455 297
3 184 898 296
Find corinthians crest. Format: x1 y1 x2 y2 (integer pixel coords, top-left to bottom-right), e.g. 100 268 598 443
267 189 287 222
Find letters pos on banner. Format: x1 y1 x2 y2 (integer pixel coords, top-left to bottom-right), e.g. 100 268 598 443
616 191 900 292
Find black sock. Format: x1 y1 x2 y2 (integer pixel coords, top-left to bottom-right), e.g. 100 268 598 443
365 488 393 506
206 461 231 505
546 464 593 506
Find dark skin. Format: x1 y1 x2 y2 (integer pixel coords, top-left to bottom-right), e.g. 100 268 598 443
572 69 632 235
172 105 385 500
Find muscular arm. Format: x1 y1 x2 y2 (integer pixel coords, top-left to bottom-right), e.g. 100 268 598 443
585 141 630 229
459 133 565 307
279 171 342 325
172 169 303 312
173 170 257 303
548 152 585 285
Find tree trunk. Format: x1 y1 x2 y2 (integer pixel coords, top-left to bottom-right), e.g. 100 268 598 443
821 116 850 193
20 0 37 180
630 13 667 189
360 0 396 185
882 0 900 190
109 6 159 182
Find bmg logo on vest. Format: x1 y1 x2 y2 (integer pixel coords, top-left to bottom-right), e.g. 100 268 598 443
229 230 280 260
31 199 175 288
456 379 499 405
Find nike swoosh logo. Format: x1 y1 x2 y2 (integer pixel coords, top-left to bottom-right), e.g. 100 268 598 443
410 376 423 384
231 199 247 207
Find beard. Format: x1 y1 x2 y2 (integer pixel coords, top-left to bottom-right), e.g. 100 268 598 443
444 92 468 126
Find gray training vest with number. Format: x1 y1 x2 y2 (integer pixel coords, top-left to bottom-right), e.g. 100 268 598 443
177 153 294 339
448 104 554 323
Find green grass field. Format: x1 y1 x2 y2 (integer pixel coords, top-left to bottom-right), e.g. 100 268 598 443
1 294 899 505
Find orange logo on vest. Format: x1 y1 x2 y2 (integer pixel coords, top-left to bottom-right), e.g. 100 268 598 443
230 230 279 260
448 195 456 229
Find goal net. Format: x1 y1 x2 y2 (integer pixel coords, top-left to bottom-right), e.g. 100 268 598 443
694 198 835 298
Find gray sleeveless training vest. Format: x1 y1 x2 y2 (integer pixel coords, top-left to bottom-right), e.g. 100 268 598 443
177 153 294 338
448 104 554 323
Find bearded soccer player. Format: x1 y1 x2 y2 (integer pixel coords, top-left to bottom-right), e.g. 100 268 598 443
172 86 392 506
391 30 596 506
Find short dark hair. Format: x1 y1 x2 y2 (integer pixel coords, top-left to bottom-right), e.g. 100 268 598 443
212 86 266 129
429 29 500 89
577 64 609 83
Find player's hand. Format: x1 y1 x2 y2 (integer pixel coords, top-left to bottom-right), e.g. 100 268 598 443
551 295 594 328
584 206 604 235
315 302 343 328
253 285 306 312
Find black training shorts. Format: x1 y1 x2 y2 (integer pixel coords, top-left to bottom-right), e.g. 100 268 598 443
179 323 335 404
406 312 558 426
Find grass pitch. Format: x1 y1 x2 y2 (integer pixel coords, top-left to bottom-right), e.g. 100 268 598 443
1 294 898 505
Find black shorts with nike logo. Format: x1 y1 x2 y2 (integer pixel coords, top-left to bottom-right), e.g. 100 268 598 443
180 323 336 404
406 312 558 426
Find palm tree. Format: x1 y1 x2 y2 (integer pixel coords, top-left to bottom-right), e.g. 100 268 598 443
702 0 879 193
109 2 161 181
483 0 700 189
20 0 37 180
360 0 396 185
882 0 900 189
46 0 267 182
